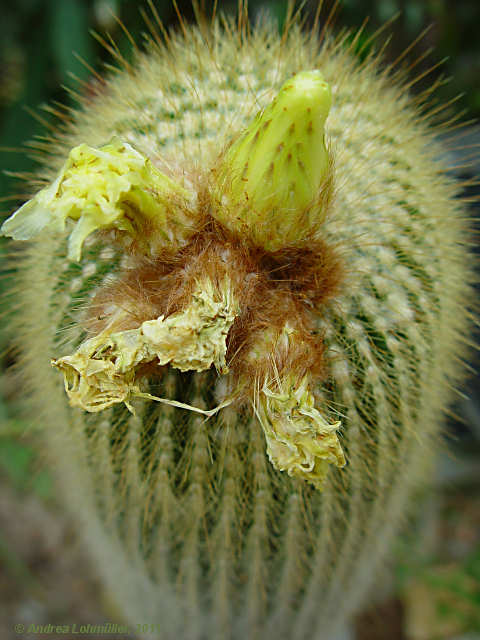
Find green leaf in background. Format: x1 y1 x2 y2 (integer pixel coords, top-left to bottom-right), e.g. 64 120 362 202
50 0 94 85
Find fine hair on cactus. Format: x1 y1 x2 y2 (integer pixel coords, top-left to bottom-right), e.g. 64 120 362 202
1 2 476 639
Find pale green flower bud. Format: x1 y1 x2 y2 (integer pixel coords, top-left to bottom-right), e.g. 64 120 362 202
1 139 195 261
213 70 332 251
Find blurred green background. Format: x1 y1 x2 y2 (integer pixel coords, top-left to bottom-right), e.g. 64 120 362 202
0 2 479 639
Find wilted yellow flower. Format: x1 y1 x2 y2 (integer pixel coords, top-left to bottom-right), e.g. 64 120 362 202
1 138 195 260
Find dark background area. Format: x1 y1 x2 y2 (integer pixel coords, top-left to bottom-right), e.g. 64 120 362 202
0 2 479 639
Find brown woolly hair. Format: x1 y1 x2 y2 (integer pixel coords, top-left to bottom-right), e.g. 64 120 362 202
84 191 344 402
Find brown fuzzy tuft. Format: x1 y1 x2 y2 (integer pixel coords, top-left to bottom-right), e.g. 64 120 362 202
83 190 344 399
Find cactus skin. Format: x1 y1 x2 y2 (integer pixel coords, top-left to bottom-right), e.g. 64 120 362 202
6 8 474 640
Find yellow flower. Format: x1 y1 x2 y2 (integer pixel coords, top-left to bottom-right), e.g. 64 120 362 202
1 138 195 260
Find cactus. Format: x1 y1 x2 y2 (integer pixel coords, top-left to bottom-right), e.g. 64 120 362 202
2 5 474 639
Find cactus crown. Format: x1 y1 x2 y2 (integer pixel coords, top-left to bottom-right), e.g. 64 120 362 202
3 60 345 487
1 4 475 639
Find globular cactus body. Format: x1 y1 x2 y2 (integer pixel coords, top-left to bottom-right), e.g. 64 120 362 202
3 7 474 640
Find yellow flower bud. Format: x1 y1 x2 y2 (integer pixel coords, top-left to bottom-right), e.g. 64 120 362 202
213 70 333 251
